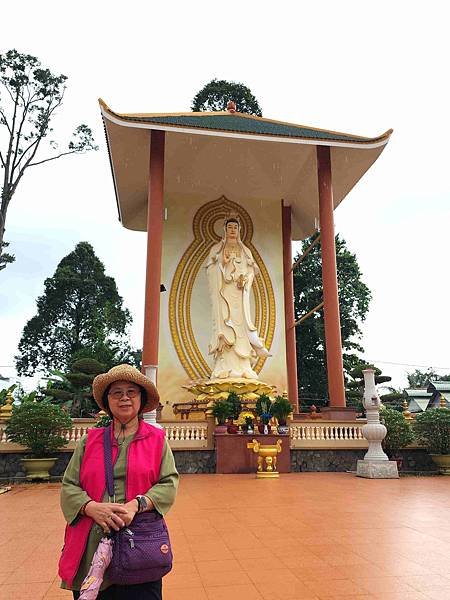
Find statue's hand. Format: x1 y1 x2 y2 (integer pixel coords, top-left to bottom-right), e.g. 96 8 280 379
236 274 247 289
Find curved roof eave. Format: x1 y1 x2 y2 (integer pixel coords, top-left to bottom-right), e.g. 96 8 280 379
99 99 392 241
99 99 392 150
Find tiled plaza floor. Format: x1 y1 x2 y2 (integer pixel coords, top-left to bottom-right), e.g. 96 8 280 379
0 473 449 599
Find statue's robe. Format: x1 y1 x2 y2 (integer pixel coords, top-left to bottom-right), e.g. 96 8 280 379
206 239 268 379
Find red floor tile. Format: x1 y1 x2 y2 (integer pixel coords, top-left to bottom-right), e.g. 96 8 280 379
1 474 449 600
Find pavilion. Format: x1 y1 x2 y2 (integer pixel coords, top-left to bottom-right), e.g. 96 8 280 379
99 99 392 416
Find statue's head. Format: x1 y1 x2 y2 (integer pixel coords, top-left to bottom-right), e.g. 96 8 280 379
224 214 240 242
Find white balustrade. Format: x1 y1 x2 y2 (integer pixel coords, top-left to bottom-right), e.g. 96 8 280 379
2 418 371 453
290 421 367 448
162 422 208 448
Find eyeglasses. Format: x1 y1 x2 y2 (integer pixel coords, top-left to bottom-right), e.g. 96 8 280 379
108 389 141 400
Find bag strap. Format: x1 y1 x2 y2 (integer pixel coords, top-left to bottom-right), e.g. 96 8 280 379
103 425 115 501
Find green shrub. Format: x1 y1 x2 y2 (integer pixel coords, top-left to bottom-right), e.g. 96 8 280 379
414 408 450 454
270 395 293 425
227 392 242 420
211 400 231 425
6 399 73 457
380 407 414 457
94 414 113 428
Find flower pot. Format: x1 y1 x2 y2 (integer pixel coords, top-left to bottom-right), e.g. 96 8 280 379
214 424 228 434
277 424 289 435
258 423 271 434
21 457 57 480
430 454 450 475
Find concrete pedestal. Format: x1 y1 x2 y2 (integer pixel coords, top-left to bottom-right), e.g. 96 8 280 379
356 459 399 479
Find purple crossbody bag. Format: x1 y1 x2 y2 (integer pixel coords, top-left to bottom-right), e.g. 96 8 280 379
103 426 173 584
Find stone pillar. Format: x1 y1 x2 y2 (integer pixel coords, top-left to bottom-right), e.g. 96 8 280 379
142 130 165 427
316 145 346 413
282 202 299 413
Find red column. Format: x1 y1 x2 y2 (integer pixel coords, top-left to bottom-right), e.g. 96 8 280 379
142 130 165 380
282 202 299 412
317 145 346 407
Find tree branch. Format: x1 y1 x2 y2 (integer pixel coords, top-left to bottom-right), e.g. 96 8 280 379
0 107 12 134
10 101 30 179
2 82 17 105
2 89 19 198
28 149 80 167
10 95 62 177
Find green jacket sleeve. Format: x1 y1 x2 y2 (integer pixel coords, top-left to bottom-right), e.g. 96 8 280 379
145 439 179 516
60 435 91 525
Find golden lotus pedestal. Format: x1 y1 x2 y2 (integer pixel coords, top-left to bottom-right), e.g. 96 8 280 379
183 378 277 409
247 438 283 479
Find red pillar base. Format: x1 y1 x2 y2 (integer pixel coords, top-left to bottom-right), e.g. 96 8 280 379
320 406 358 421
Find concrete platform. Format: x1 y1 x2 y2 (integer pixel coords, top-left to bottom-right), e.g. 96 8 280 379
0 474 449 599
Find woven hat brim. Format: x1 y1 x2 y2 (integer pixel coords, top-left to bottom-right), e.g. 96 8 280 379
92 365 160 413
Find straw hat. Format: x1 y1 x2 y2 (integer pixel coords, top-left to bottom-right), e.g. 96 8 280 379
92 364 160 413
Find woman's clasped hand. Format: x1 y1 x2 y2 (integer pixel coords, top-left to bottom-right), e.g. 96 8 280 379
84 500 139 533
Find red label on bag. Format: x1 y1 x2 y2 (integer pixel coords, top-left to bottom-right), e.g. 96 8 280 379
160 544 169 554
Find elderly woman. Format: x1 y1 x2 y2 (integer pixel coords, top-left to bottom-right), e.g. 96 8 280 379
59 364 179 600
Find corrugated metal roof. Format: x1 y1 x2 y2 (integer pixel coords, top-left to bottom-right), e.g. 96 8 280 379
405 389 433 397
428 380 450 392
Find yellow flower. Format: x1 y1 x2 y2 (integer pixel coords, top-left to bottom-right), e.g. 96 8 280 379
237 411 254 425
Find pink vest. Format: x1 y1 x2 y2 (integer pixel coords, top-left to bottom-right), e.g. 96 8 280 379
58 421 165 587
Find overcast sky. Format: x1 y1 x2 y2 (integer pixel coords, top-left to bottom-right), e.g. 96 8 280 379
1 0 449 392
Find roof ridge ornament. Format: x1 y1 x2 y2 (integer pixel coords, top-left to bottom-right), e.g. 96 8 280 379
227 100 236 113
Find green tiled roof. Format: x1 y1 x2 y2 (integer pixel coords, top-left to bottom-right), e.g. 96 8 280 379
105 109 389 144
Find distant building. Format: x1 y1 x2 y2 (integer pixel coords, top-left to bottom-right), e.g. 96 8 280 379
405 380 450 412
404 388 433 413
427 380 450 409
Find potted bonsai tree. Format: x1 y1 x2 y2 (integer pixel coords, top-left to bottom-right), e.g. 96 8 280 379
270 395 293 434
414 406 450 475
226 392 242 434
211 399 231 434
380 407 414 469
255 394 273 433
5 397 73 480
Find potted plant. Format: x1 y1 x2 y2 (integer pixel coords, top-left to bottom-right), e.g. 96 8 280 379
270 395 293 434
226 392 242 434
239 411 255 434
380 407 414 469
255 394 273 433
244 415 255 434
211 399 231 434
414 407 450 475
5 397 73 480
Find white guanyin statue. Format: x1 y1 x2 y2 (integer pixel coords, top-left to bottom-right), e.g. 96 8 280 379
205 213 270 379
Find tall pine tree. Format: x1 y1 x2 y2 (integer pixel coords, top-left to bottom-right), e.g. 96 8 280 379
16 242 133 375
294 233 372 402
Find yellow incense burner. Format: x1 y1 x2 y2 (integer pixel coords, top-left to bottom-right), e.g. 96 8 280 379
247 438 283 478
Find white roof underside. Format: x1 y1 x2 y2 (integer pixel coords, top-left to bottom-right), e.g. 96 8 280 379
102 109 390 241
